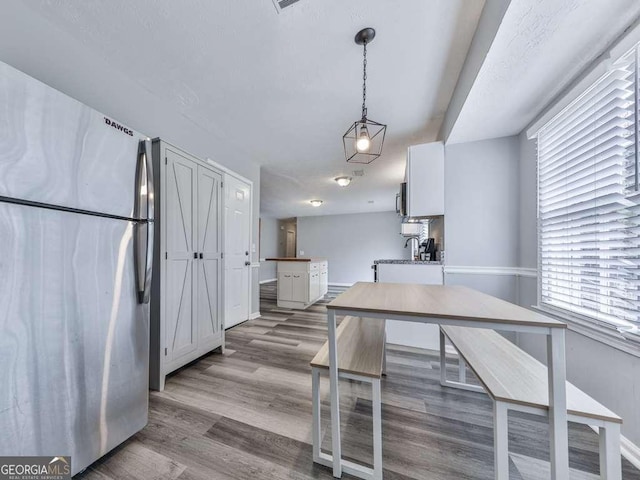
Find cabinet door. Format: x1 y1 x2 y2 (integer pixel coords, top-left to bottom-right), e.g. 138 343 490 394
292 273 308 301
407 142 445 217
196 165 223 350
320 270 328 296
165 149 197 362
278 272 293 301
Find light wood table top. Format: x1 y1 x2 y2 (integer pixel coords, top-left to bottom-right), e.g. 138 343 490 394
327 282 565 329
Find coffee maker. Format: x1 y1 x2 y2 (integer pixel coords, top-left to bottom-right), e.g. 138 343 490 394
419 238 437 261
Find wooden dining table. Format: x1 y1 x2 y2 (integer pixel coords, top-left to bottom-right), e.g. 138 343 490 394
322 282 568 480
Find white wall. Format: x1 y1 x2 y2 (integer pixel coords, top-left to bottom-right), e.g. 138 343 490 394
516 134 640 447
444 136 521 303
259 217 278 282
296 212 407 285
0 2 262 315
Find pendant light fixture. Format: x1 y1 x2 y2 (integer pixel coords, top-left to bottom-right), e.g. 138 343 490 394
343 27 387 164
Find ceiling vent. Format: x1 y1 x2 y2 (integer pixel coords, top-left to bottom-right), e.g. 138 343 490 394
272 0 301 13
353 169 365 177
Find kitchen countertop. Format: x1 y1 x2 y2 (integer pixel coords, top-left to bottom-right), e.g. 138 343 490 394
265 257 327 263
374 259 443 265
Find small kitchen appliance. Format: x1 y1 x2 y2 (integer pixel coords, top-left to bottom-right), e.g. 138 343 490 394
420 238 437 261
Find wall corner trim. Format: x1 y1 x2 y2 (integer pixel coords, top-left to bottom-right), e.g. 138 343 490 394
249 312 261 320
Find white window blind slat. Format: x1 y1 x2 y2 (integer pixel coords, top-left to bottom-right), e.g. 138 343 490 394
537 45 640 333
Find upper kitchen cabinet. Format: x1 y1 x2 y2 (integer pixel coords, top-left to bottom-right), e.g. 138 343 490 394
406 141 445 217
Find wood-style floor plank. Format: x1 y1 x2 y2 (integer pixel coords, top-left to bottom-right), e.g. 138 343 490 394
76 283 640 480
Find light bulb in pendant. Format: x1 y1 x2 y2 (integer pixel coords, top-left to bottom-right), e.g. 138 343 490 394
356 126 371 152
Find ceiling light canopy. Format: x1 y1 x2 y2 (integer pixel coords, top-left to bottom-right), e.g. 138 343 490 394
334 176 352 187
343 27 387 164
310 199 323 207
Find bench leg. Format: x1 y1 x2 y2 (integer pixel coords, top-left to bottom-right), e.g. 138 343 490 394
458 356 467 384
327 309 342 478
494 401 509 480
372 378 383 480
312 367 321 463
382 332 387 376
439 328 447 386
599 422 621 480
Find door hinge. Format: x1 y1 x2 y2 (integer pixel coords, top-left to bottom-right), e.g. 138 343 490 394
221 252 224 259
165 252 168 260
165 156 168 165
221 181 224 188
164 348 168 356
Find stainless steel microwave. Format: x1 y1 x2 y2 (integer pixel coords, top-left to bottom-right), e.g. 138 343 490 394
396 182 407 217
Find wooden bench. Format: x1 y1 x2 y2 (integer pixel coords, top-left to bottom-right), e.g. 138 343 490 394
311 315 386 480
439 325 622 480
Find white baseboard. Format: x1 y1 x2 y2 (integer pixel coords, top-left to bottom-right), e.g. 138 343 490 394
588 426 640 469
249 311 261 320
259 278 277 284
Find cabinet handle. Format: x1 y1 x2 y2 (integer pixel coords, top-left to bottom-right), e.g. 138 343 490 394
200 253 204 259
194 252 198 259
294 275 300 278
284 275 291 278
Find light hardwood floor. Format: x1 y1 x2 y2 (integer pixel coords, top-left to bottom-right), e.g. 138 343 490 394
77 282 640 479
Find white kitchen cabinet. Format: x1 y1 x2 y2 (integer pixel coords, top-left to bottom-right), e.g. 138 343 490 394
269 259 328 309
320 262 328 296
377 262 443 350
406 141 445 217
150 140 224 391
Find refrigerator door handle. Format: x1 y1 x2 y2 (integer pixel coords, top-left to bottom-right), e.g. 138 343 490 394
134 139 154 304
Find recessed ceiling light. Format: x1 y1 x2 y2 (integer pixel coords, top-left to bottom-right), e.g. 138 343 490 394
334 176 352 187
310 199 323 207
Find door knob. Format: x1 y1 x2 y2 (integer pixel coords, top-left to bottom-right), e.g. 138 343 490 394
245 251 249 256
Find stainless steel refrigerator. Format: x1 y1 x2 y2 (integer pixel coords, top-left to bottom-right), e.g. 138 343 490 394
0 61 154 475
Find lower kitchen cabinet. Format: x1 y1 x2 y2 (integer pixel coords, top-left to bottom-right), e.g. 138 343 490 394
150 140 224 391
273 259 328 309
376 262 443 350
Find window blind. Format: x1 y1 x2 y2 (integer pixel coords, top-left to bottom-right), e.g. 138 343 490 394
537 45 640 333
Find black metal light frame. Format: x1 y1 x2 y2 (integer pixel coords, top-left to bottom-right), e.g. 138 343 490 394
343 27 387 164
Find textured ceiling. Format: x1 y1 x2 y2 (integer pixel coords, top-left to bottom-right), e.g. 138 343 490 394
447 0 640 144
22 0 485 218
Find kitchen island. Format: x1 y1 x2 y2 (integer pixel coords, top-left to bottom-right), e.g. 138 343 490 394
265 258 328 309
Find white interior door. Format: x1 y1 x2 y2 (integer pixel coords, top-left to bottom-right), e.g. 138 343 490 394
196 165 223 350
224 174 251 328
165 149 197 362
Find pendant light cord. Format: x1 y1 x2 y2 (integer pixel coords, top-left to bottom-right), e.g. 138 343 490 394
362 41 368 120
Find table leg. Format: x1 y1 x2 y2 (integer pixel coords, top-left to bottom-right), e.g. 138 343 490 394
328 309 342 477
548 327 569 480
